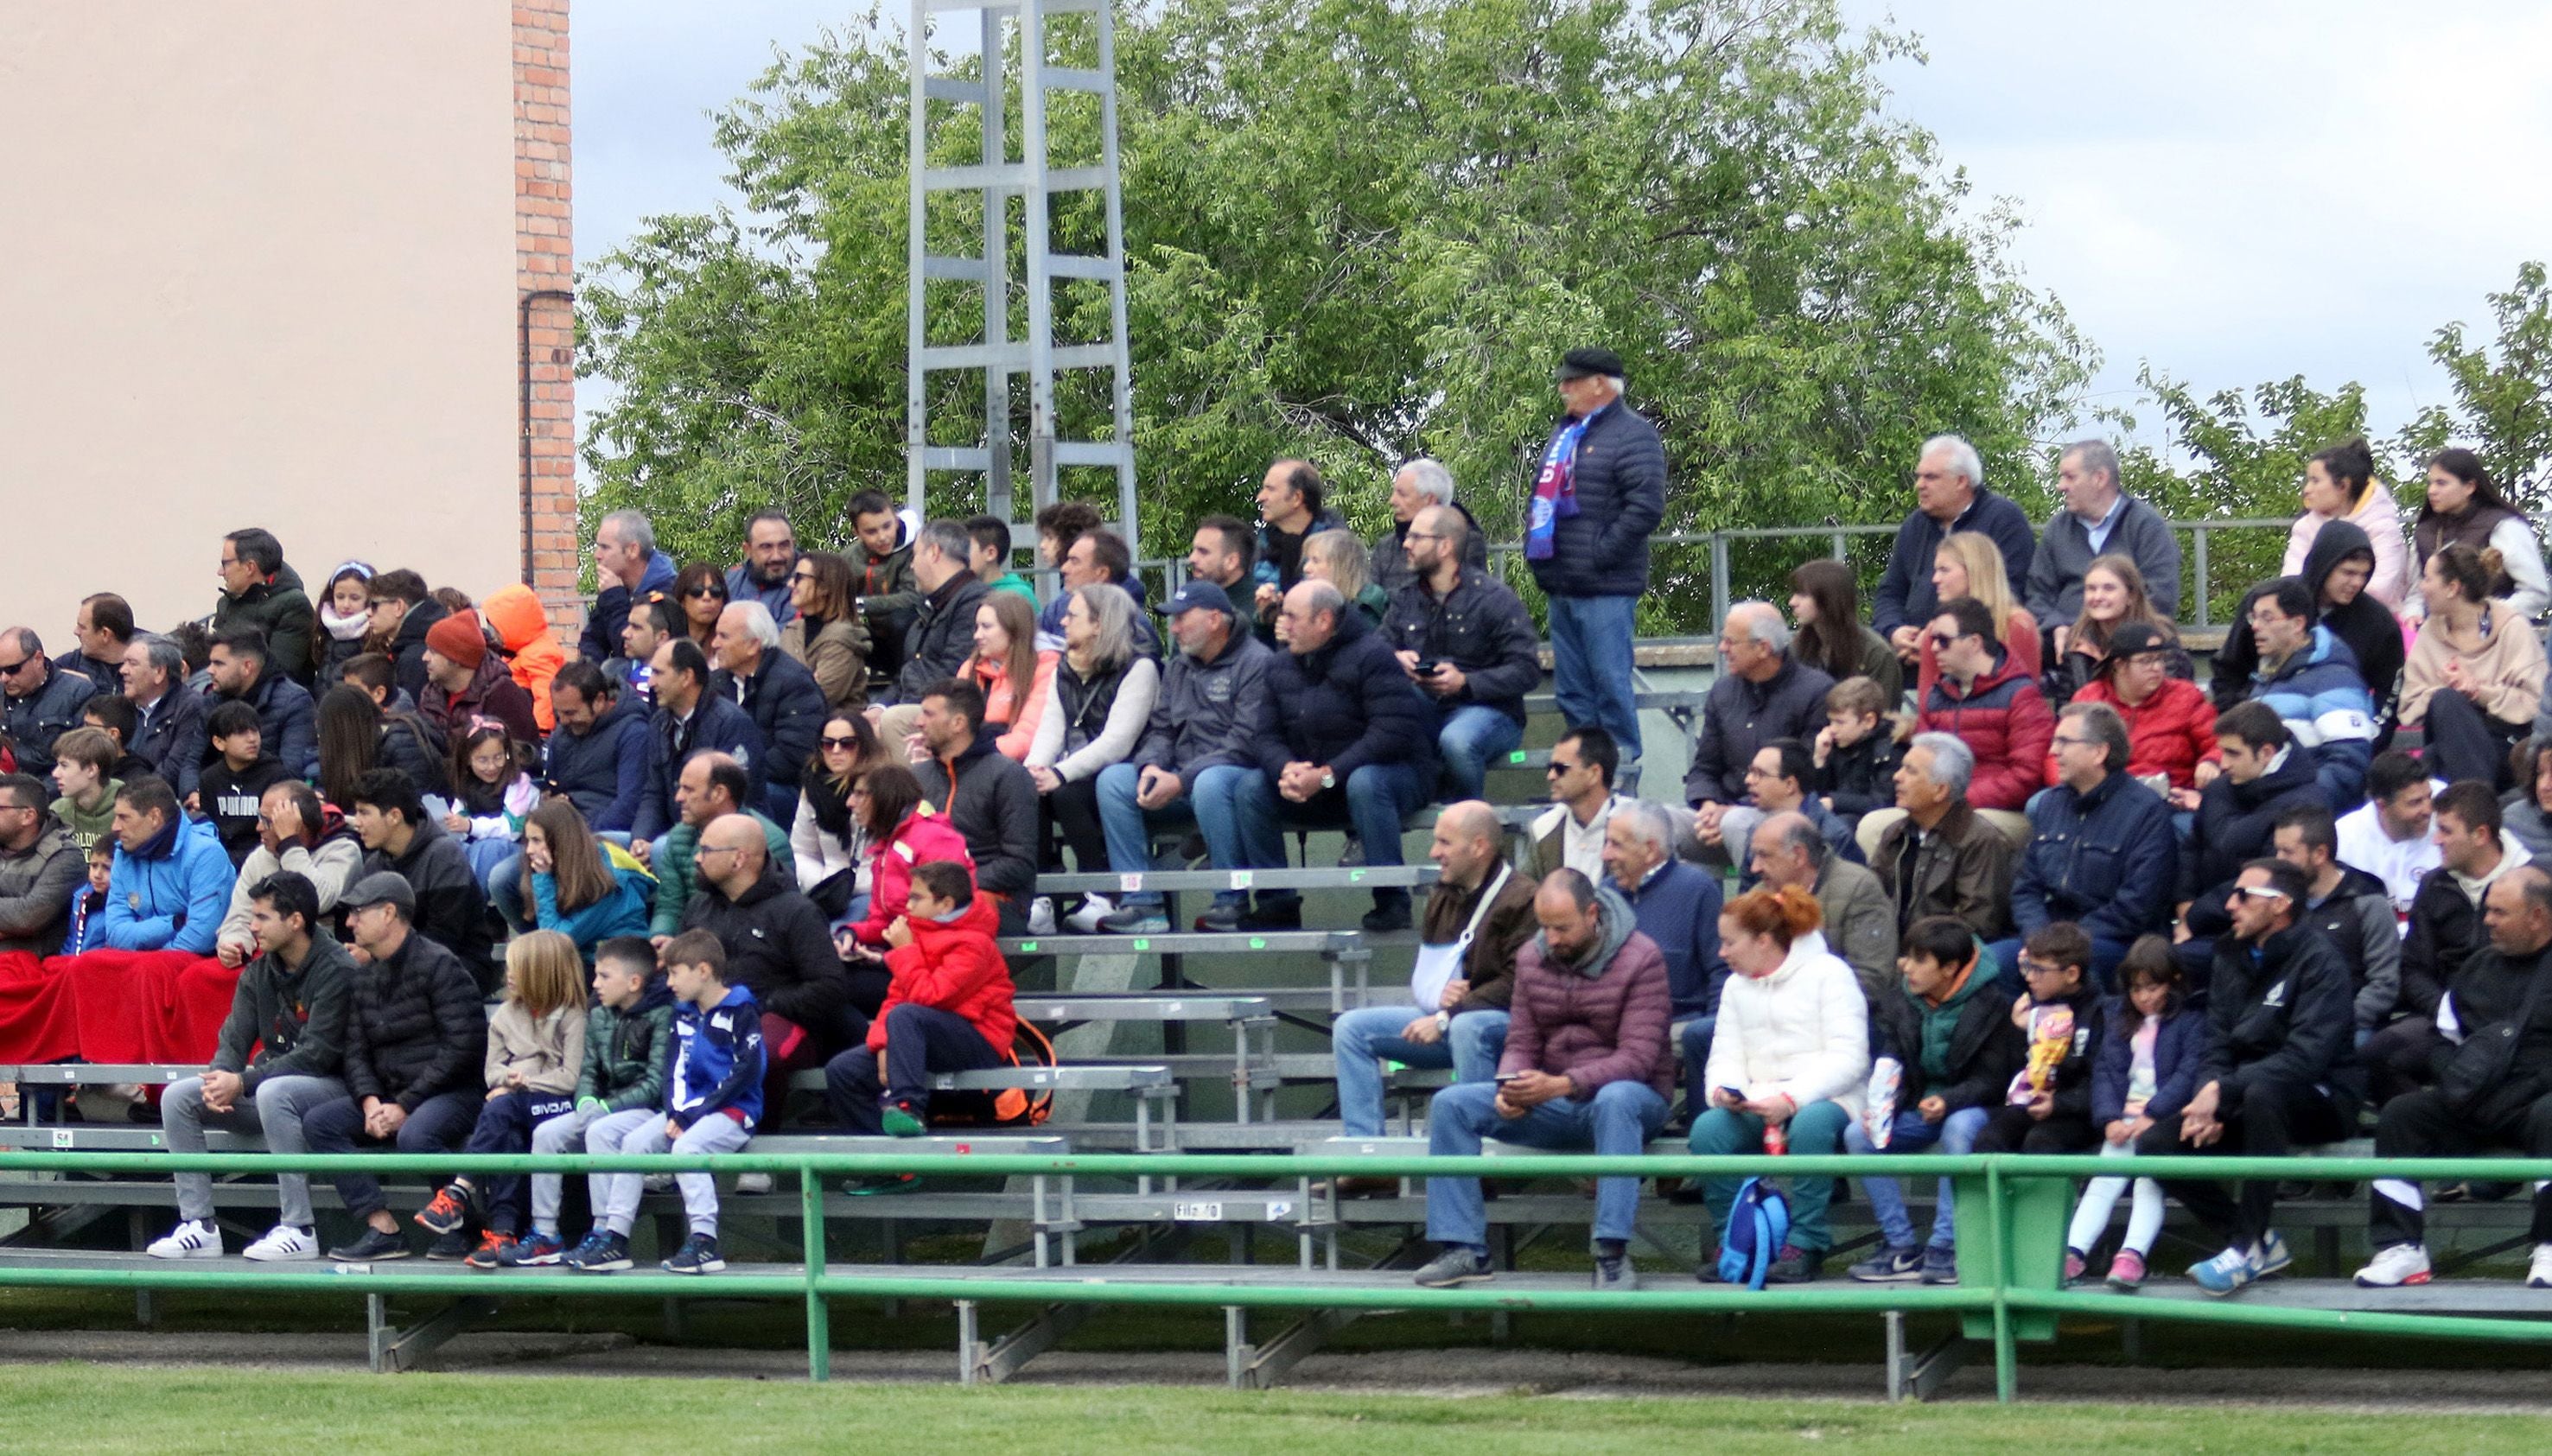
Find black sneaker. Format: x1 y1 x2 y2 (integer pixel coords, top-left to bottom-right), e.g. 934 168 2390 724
662 1232 726 1275
328 1226 410 1262
424 1228 474 1262
1193 901 1245 932
1765 1243 1823 1284
1238 897 1302 931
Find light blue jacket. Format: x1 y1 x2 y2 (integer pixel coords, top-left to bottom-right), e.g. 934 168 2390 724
531 844 657 952
99 816 234 955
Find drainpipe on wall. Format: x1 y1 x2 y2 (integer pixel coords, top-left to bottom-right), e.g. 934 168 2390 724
519 287 576 586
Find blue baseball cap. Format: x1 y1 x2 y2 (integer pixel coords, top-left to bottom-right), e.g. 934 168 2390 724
1164 580 1236 619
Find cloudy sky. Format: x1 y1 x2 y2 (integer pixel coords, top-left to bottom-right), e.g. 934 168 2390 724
576 1 2552 461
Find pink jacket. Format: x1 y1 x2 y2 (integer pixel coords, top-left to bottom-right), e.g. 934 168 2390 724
847 809 974 947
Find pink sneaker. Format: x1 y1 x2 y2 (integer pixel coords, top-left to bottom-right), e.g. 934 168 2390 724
2105 1249 2147 1291
2063 1249 2087 1283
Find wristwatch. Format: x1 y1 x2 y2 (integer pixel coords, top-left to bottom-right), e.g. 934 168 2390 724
1434 1010 1453 1031
1319 770 1336 790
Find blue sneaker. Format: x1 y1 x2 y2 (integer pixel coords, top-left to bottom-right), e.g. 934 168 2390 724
2251 1230 2292 1279
500 1230 567 1267
564 1230 632 1273
661 1232 725 1275
2187 1246 2256 1297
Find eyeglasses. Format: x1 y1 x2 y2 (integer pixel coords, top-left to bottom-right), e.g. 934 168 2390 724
2017 957 2070 977
2050 734 2096 750
695 845 746 861
2237 885 2292 901
791 570 818 583
819 735 862 750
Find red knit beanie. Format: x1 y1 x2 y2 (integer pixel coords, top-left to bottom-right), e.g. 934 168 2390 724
425 610 488 671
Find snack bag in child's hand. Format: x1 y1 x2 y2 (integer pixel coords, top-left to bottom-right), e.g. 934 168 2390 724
2008 1005 2075 1103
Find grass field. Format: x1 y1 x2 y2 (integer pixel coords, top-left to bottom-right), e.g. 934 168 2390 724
4 1367 2550 1455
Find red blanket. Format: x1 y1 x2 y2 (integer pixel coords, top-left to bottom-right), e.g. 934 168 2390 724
63 951 241 1065
0 951 79 1063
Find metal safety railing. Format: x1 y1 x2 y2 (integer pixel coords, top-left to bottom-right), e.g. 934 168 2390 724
0 1148 2536 1397
1134 518 2300 634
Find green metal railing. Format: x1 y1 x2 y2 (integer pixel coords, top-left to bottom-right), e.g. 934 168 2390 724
0 1148 2541 1397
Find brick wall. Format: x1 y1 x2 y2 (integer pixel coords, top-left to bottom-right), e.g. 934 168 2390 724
516 0 580 628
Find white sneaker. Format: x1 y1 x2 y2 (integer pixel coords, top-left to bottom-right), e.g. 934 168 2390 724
2528 1244 2552 1289
242 1224 320 1262
1027 896 1057 935
146 1219 223 1260
2354 1243 2432 1288
734 1172 774 1195
1065 894 1116 933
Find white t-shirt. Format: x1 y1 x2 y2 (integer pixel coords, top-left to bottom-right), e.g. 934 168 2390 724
2335 796 2443 929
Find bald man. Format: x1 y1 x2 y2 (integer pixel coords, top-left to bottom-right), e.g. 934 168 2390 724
1384 505 1543 800
678 812 855 1129
1328 804 1542 1148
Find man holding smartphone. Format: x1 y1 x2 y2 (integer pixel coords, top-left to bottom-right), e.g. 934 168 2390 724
1385 505 1543 802
1412 869 1672 1292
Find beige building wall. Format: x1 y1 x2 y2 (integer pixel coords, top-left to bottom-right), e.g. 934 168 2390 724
0 2 554 648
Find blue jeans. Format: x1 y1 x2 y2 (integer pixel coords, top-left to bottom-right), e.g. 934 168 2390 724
1547 594 1641 764
1677 1016 1715 1108
1434 704 1523 802
1843 1105 1989 1250
1331 1005 1510 1137
1098 761 1257 912
1425 1078 1668 1249
461 1089 577 1235
1233 761 1431 911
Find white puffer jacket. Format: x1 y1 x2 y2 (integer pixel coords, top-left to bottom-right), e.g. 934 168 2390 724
1704 936 1870 1116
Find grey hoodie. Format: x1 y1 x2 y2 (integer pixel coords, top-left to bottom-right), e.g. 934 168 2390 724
1541 883 1638 980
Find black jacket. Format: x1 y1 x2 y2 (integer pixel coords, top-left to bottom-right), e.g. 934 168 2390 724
1872 486 2037 637
2013 771 2176 943
713 648 827 814
678 862 855 1041
2014 984 2104 1124
192 669 319 783
914 733 1040 901
131 682 210 803
2180 745 2325 934
1369 503 1486 596
1868 971 2025 1115
2200 921 2354 1111
1251 608 1438 786
892 574 994 706
2434 944 2552 1121
1817 732 1904 822
213 932 357 1091
544 691 651 834
386 597 450 708
1683 655 1835 805
340 929 489 1111
361 818 493 989
1381 567 1544 726
2212 520 2406 734
1523 402 1669 600
2402 861 2516 1020
0 662 98 778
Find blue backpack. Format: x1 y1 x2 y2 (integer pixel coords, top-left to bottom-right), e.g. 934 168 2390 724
1716 1176 1791 1289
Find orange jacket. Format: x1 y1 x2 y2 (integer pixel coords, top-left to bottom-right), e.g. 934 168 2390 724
482 584 568 734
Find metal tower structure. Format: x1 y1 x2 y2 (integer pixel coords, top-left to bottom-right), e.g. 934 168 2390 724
906 0 1138 557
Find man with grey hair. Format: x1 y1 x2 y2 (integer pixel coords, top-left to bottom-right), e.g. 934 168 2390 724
1598 798 1726 1109
1867 732 2018 942
879 518 992 709
711 600 826 823
1874 433 2036 657
1684 601 1834 868
583 507 678 664
1369 458 1485 595
1528 347 1667 785
122 633 207 801
2025 438 2182 648
1998 699 2174 987
1749 809 1897 1003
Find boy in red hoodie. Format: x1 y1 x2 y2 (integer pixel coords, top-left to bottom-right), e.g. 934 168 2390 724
824 860 1017 1144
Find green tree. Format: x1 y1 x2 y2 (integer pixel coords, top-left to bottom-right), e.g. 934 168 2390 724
579 0 2097 628
2398 260 2552 512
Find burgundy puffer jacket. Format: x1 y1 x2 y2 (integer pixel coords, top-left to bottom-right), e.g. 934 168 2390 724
1498 909 1675 1102
1917 648 2056 811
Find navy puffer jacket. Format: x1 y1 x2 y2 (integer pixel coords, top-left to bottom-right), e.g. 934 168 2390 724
1251 609 1437 785
1523 402 1669 599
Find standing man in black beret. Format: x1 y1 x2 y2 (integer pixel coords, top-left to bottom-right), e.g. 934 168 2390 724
1525 347 1667 794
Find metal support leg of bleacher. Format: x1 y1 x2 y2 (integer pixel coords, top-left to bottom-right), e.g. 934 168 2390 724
961 1224 1193 1384
1883 1313 1977 1402
1226 1236 1430 1389
366 1294 501 1374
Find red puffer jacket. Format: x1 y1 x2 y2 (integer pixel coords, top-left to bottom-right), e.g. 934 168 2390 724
873 891 1017 1054
847 808 975 947
1916 649 2056 811
2061 675 2219 791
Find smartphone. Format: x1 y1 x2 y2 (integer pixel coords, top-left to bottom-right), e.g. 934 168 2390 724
1717 1086 1747 1104
1414 658 1441 676
1494 1072 1525 1084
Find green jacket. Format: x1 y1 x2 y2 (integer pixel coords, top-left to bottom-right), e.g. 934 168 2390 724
49 779 119 856
574 982 677 1111
647 811 796 937
987 571 1038 605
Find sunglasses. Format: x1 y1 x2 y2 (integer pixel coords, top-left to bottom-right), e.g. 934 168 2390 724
685 586 725 599
819 735 862 750
1544 760 1581 776
1926 632 1959 649
0 658 29 676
